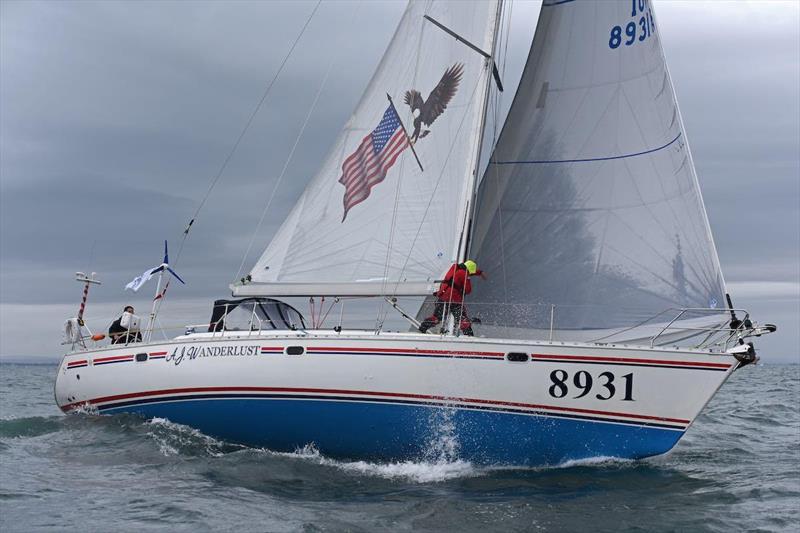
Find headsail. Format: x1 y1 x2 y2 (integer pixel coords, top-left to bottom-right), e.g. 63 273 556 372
236 0 500 297
468 0 728 340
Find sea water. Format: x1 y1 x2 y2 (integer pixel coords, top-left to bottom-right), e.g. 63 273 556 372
0 363 798 532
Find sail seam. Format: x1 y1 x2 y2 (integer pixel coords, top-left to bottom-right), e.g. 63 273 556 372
492 132 681 165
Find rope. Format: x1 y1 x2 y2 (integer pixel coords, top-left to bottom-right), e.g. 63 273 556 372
319 297 338 328
374 156 406 331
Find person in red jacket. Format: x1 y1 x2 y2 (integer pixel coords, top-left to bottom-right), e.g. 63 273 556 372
419 260 485 336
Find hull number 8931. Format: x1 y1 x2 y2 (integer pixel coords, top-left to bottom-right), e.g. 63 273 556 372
548 369 635 401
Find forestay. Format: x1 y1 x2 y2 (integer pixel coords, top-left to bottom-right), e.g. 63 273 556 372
468 0 728 339
235 0 500 297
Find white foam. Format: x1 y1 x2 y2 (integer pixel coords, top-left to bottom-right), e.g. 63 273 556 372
555 455 634 469
330 457 479 483
145 417 230 457
70 403 99 415
271 444 482 483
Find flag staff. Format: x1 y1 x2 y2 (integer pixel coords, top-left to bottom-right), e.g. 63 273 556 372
386 93 424 172
124 240 185 343
145 269 166 343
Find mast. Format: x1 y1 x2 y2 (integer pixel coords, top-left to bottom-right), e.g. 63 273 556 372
455 0 504 264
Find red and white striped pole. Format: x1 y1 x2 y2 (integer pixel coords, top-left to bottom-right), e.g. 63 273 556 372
75 272 102 326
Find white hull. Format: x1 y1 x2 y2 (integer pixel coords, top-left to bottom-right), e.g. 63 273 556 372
55 331 739 465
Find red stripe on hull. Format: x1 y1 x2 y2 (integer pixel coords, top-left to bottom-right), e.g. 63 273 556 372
307 347 504 357
532 353 731 369
94 355 134 363
62 385 690 425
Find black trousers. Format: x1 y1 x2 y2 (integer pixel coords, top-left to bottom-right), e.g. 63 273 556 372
419 301 473 336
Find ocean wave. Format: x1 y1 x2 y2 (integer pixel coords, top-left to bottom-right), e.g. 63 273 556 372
0 416 64 439
142 417 246 458
260 444 643 484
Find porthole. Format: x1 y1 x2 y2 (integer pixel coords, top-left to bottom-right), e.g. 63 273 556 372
506 352 529 362
286 346 305 355
135 353 148 362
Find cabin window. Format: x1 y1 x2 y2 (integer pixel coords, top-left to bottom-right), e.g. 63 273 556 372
286 346 305 356
135 353 148 362
506 352 529 362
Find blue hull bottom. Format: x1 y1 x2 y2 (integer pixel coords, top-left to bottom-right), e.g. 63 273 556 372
105 399 684 466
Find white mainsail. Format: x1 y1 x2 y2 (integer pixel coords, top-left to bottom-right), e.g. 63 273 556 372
236 0 500 297
467 0 728 339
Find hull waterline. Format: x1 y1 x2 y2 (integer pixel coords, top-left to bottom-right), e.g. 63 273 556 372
54 332 738 466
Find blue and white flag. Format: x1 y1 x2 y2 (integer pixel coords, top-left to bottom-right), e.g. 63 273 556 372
125 268 156 292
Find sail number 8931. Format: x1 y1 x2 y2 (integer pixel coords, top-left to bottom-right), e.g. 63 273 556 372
548 370 634 401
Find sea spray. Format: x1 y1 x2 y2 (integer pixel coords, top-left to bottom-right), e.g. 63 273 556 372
422 405 461 463
282 443 480 483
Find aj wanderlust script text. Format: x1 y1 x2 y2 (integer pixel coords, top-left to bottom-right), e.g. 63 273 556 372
166 345 259 366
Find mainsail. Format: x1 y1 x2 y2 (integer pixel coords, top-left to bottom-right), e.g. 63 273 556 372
467 0 728 340
236 0 500 297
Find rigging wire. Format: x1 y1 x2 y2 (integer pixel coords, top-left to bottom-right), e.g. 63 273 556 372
234 0 364 285
374 2 429 331
234 54 338 283
150 0 321 323
374 156 406 331
490 0 514 303
171 0 323 270
500 0 513 78
387 75 485 300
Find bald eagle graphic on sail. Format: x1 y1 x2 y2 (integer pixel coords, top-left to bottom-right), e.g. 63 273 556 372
404 63 463 144
337 63 464 221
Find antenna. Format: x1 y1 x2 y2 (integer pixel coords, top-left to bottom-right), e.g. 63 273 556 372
144 241 186 342
69 272 102 348
75 272 102 326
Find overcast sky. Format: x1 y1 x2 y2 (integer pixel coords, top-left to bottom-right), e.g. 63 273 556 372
1 0 798 362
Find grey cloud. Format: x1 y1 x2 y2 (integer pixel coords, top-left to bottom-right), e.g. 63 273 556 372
1 0 797 360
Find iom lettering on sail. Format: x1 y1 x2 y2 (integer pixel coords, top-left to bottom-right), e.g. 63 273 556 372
609 0 655 49
166 345 260 366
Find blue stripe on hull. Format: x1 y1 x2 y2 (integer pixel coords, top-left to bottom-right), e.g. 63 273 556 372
104 399 684 466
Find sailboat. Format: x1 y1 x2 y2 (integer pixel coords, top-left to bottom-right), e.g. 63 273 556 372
55 0 776 466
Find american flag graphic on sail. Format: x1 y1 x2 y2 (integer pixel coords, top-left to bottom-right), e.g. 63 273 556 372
339 104 410 221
